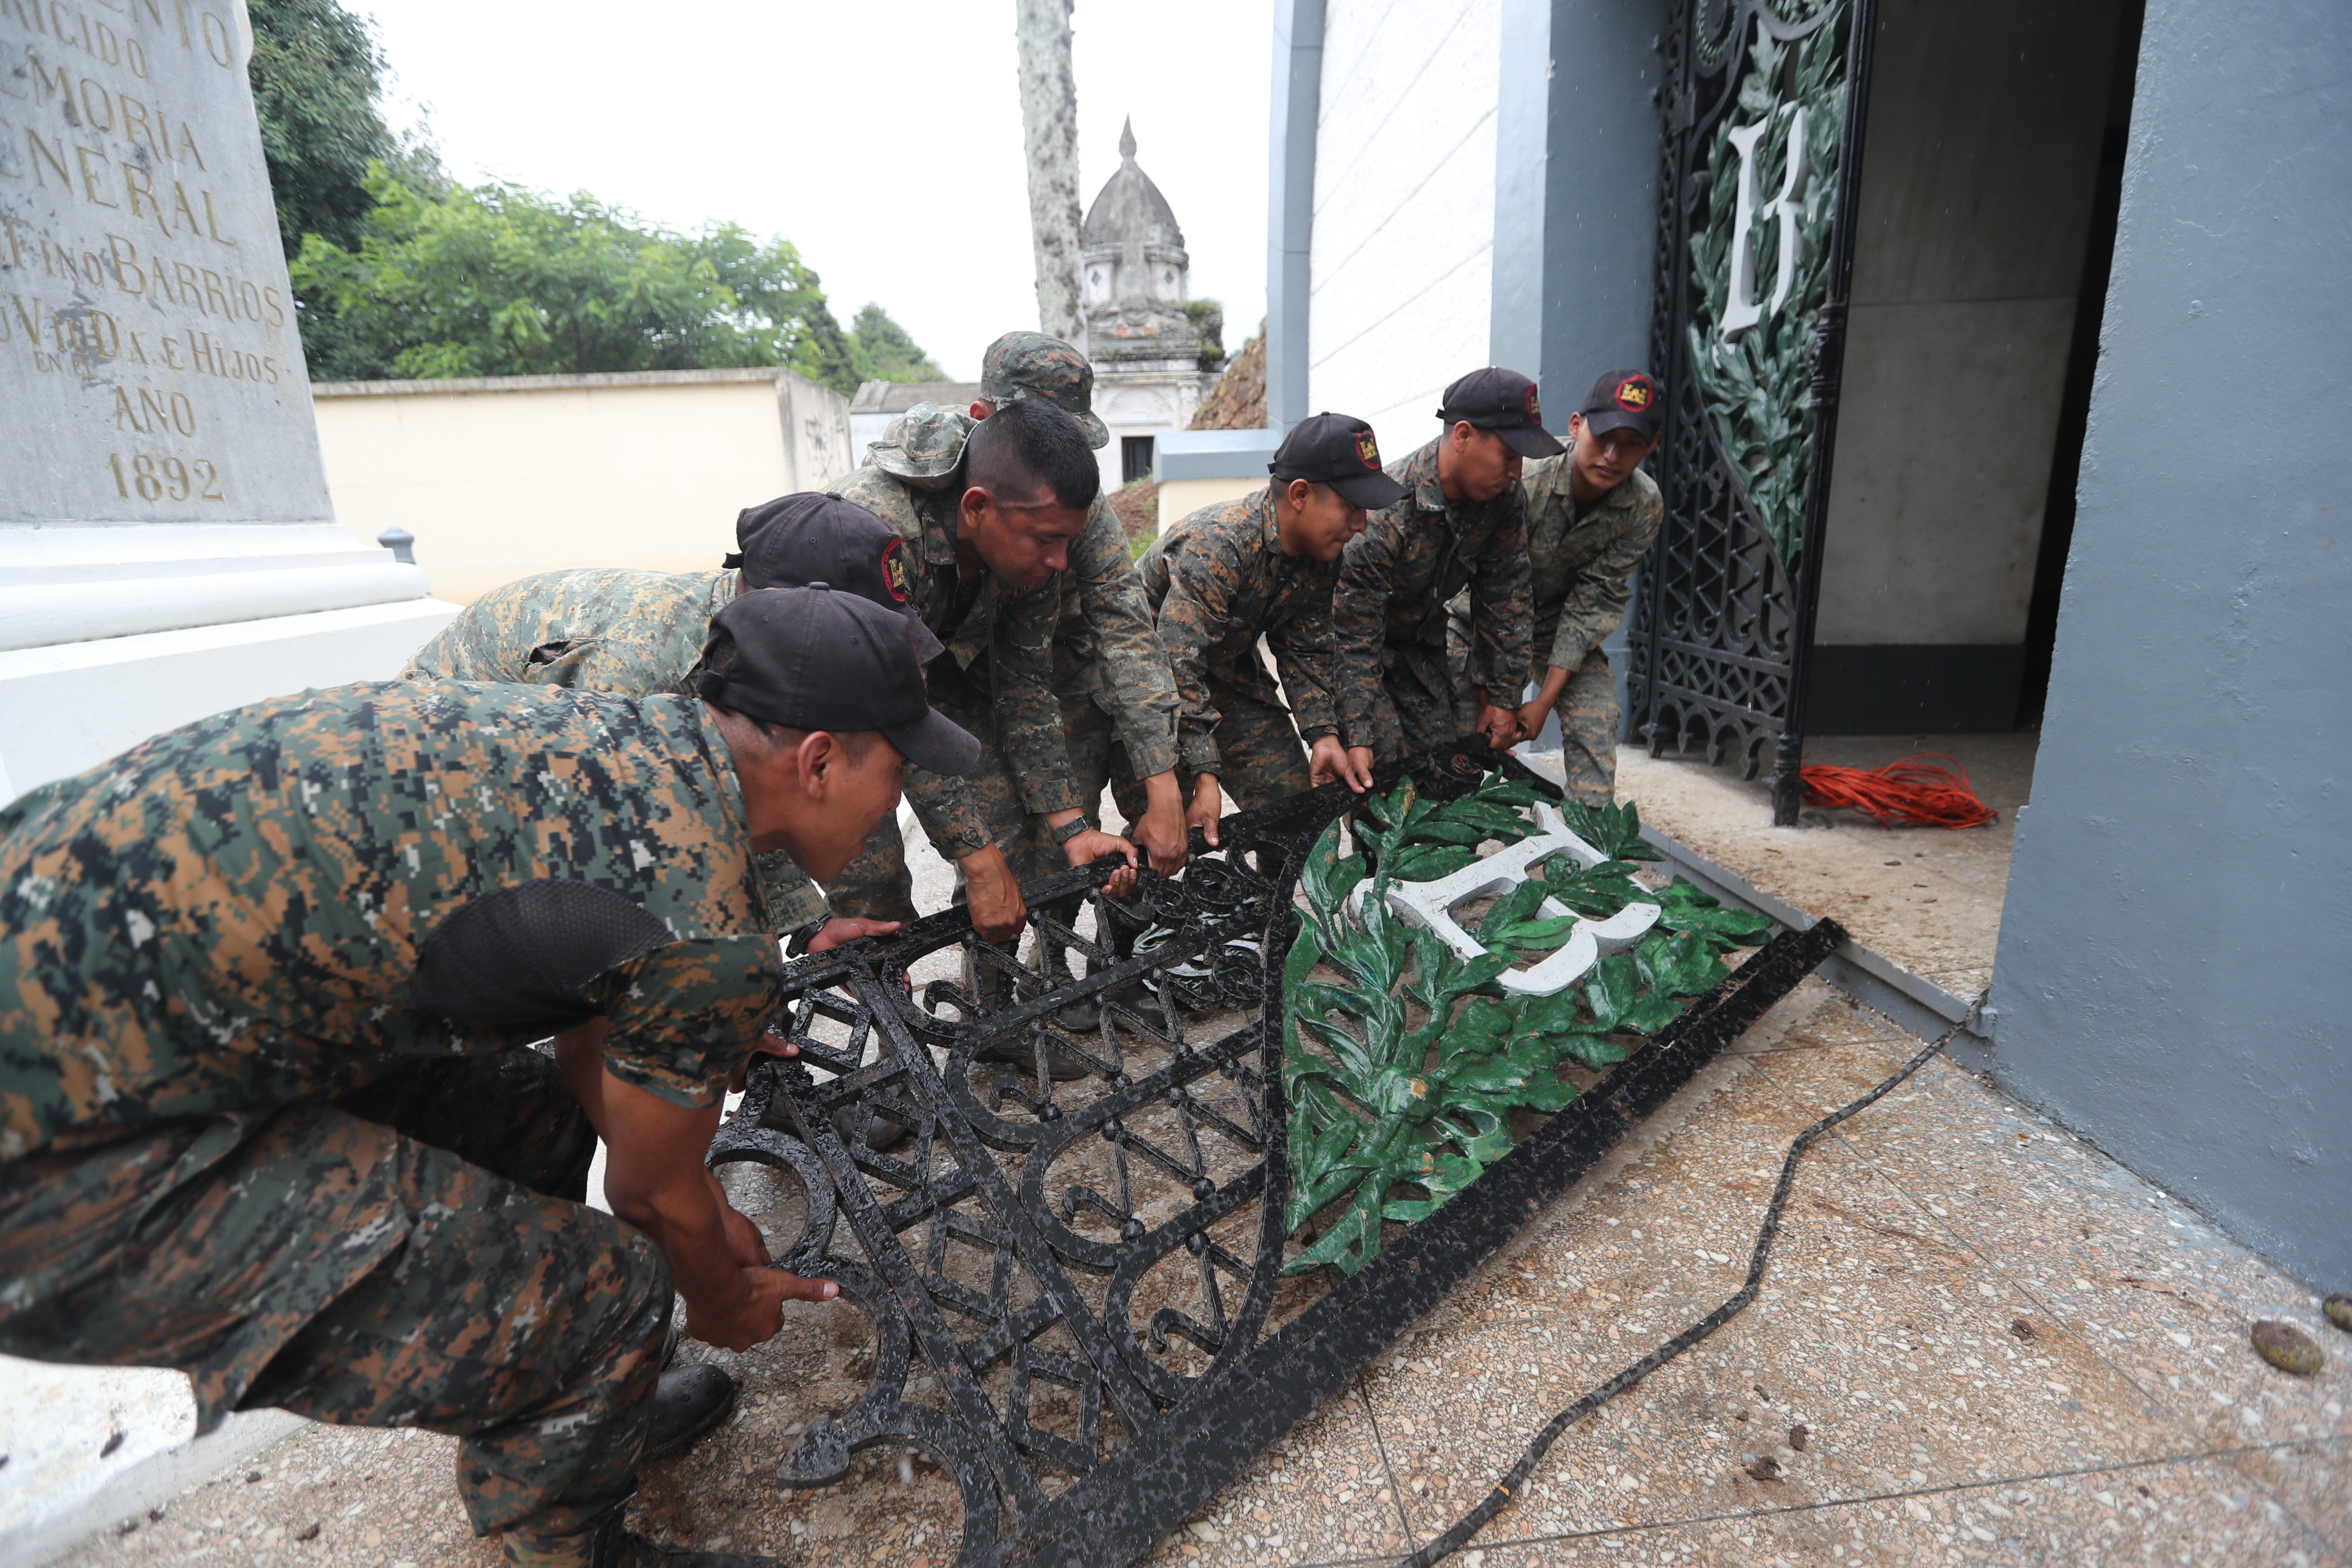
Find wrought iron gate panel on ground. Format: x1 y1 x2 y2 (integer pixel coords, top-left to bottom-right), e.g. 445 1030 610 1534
707 745 1840 1566
1632 0 1878 822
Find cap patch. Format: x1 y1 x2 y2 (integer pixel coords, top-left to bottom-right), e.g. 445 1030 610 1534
879 537 911 603
1525 385 1543 422
1614 377 1653 412
1355 429 1381 470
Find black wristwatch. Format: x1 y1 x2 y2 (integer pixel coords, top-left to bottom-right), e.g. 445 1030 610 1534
1047 815 1093 847
785 919 827 958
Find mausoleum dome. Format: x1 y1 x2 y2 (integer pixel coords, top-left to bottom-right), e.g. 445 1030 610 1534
1083 119 1187 254
1081 119 1199 365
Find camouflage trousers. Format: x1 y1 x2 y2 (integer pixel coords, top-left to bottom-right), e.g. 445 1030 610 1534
0 1049 668 1551
1191 682 1316 817
1005 670 1314 872
824 669 1032 927
1528 648 1622 806
1358 642 1475 767
1439 629 1621 806
1009 671 1125 891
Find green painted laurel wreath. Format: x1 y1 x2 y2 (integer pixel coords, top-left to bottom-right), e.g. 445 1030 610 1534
1686 0 1850 568
1280 774 1772 1277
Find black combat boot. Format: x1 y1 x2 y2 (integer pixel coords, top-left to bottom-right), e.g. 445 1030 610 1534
640 1363 735 1462
587 1507 775 1567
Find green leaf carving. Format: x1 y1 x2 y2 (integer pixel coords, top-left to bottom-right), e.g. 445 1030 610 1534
1686 0 1853 567
1280 785 1735 1277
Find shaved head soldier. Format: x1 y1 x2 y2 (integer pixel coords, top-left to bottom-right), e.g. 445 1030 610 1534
1330 367 1558 774
830 334 1184 952
0 588 974 1568
400 491 938 953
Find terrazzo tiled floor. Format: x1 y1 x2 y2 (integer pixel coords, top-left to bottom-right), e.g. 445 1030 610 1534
33 807 2352 1568
1614 735 2037 1001
50 980 2344 1568
1128 982 2349 1567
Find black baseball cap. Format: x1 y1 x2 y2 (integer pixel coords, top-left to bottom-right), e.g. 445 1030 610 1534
1577 370 1664 439
727 492 943 663
1268 412 1409 510
1436 367 1566 459
696 586 980 776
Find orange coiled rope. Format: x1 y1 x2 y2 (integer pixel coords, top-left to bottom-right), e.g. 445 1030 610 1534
1798 753 1997 829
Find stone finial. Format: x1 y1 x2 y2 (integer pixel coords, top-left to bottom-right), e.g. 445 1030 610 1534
1119 116 1137 161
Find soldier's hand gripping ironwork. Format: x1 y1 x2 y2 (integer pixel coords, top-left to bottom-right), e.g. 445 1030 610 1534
1046 808 1142 896
1129 771 1192 876
961 844 1030 943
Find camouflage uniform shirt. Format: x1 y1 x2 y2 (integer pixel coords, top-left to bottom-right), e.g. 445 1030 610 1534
1460 458 1664 688
398 567 827 934
1048 502 1181 782
400 567 736 695
1138 486 1341 778
836 423 1090 854
0 685 778 1405
1331 438 1534 746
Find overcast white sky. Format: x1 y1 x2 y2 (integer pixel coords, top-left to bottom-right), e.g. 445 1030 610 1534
355 1 1274 381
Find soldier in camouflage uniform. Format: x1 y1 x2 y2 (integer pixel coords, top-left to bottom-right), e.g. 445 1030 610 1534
0 589 977 1568
1137 412 1400 832
1451 370 1665 804
1330 367 1558 775
400 493 939 943
862 334 1186 905
829 340 1174 939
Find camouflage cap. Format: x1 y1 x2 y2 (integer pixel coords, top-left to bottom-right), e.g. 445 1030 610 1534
865 403 974 489
980 332 1112 450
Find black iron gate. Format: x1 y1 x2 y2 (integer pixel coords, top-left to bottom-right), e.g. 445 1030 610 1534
1630 0 1878 823
707 744 1840 1565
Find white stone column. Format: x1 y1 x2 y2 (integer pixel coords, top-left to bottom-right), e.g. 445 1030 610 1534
0 0 454 805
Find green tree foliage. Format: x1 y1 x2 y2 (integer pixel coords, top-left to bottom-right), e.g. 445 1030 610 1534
246 0 399 258
848 304 945 383
252 0 934 389
1184 297 1225 371
248 0 447 380
291 171 880 389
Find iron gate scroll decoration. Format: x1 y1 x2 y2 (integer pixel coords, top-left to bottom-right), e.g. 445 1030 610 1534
704 743 1842 1567
1631 0 1878 823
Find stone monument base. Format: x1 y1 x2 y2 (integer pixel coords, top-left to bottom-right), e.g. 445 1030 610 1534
0 598 459 804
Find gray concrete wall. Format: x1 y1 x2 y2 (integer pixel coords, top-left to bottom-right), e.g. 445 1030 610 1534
1989 0 2352 1286
1490 0 1667 411
1815 0 2123 647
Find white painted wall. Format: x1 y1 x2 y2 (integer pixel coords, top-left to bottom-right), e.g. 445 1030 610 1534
1308 0 1502 456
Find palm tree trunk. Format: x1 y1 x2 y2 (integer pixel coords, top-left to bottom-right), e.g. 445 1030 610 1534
1013 0 1085 345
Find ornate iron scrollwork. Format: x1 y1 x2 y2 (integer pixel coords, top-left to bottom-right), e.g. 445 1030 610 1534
707 745 1840 1565
1632 0 1877 818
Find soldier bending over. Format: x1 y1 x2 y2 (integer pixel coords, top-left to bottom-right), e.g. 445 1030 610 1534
1454 369 1664 804
0 587 975 1568
400 491 934 950
829 375 1149 940
1330 367 1556 776
1138 411 1402 834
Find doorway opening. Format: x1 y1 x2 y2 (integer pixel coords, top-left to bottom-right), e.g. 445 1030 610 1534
1121 436 1156 486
